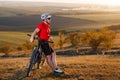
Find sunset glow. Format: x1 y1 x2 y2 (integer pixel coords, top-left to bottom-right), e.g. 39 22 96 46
1 0 120 7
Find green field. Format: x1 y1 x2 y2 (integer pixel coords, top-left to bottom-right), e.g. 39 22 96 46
0 31 30 47
0 31 59 48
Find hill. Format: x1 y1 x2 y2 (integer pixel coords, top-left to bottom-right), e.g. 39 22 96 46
0 31 29 47
0 1 120 31
0 15 96 31
108 24 120 30
0 55 120 80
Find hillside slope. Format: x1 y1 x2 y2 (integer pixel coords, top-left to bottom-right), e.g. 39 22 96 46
0 55 119 80
0 15 96 31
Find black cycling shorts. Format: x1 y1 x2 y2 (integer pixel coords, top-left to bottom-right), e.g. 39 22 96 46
39 41 54 56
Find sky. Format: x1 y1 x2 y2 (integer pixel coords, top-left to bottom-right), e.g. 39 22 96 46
1 0 120 7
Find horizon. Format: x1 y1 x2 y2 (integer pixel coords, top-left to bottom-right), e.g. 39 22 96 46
0 0 120 7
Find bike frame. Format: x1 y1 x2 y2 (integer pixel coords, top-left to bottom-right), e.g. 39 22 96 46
26 34 53 77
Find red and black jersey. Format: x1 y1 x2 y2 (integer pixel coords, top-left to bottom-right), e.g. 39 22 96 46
36 22 50 41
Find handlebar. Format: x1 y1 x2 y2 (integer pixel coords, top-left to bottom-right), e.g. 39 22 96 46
27 34 54 43
27 34 38 40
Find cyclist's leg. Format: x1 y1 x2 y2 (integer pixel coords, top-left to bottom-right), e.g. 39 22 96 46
41 42 56 70
46 55 56 70
51 52 57 69
46 52 64 73
41 42 63 73
51 52 64 73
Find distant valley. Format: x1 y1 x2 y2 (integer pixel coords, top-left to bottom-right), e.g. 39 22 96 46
0 1 120 32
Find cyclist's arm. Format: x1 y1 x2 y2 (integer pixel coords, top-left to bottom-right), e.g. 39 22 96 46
30 28 40 42
49 36 54 42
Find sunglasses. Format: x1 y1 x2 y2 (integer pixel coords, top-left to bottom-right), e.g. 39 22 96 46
47 18 51 20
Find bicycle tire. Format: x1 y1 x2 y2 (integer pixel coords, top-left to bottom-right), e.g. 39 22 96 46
36 52 45 69
26 63 34 76
26 46 38 76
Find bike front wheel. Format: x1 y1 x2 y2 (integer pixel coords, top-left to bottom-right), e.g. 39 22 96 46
26 63 34 76
26 46 38 76
36 52 45 69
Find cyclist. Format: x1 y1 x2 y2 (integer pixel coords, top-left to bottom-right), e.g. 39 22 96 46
30 13 64 74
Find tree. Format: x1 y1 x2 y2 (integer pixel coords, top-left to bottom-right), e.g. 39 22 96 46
100 28 116 51
65 32 81 46
57 31 65 49
65 31 81 53
81 28 116 54
81 30 102 53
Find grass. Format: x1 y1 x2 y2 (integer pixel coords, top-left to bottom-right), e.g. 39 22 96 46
0 31 120 49
0 31 29 47
0 55 120 80
0 31 60 48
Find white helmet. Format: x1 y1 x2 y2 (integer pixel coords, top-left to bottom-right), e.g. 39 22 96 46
41 13 51 20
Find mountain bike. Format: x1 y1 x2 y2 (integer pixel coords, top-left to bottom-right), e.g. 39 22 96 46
26 34 53 77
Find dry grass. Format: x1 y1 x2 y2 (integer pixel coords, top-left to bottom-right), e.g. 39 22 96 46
0 31 29 47
114 33 120 47
0 55 120 80
0 31 60 48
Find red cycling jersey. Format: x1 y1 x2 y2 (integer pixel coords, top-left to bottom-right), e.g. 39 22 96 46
36 22 50 41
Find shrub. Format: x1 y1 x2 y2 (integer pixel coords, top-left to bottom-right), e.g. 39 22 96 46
0 44 13 56
81 28 116 54
17 40 35 51
65 31 81 47
65 31 81 53
57 31 65 49
17 45 27 51
81 30 102 52
22 41 34 50
100 28 116 50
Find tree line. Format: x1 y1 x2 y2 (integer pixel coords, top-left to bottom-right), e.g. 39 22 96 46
0 28 116 56
57 28 116 54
